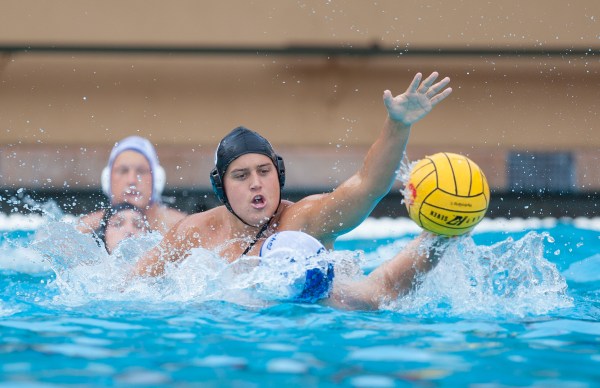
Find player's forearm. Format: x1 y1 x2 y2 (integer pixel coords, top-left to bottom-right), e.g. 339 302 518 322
132 251 166 277
314 117 411 237
367 232 444 300
358 116 411 198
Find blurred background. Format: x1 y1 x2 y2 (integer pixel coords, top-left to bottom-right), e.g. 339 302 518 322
0 1 598 217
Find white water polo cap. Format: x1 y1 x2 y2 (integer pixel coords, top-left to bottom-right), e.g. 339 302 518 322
260 231 334 303
101 136 166 203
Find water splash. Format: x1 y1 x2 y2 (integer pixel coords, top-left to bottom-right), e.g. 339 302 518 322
396 155 416 204
31 219 163 305
26 216 572 316
28 218 367 307
385 232 573 317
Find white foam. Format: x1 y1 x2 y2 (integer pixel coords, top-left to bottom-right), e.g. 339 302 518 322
0 247 50 273
338 216 570 240
338 217 421 240
0 213 598 237
0 214 577 317
473 217 559 232
0 213 46 231
573 217 600 231
0 213 77 231
2 214 600 277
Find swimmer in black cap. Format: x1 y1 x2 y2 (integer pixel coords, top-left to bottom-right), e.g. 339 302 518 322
209 126 286 253
78 136 187 235
133 72 453 310
94 202 149 254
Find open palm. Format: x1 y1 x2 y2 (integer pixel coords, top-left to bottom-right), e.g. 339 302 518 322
383 72 452 127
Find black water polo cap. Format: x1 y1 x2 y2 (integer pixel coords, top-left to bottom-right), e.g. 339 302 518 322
94 202 145 249
210 126 286 207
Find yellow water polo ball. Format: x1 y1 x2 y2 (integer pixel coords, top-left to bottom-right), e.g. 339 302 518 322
405 152 490 236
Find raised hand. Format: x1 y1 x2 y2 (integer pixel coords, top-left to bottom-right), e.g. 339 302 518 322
383 72 452 127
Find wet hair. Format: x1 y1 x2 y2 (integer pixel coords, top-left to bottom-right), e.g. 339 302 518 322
94 202 146 251
209 126 286 213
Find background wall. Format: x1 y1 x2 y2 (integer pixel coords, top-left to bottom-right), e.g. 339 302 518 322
0 1 598 215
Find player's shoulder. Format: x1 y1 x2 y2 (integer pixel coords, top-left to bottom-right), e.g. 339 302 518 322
282 194 326 215
178 206 223 228
160 205 187 222
278 196 324 227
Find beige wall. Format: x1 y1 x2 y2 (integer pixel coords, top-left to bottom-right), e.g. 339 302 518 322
0 1 598 191
2 1 598 47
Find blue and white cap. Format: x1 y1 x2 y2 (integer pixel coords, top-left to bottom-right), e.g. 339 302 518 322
260 231 334 303
101 136 166 203
261 230 326 258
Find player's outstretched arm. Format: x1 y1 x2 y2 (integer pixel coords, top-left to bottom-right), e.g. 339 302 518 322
297 72 452 244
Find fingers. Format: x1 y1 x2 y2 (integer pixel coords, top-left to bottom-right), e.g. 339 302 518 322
417 71 439 93
425 76 451 98
406 72 422 93
387 72 451 106
419 73 452 107
382 89 393 109
430 87 453 107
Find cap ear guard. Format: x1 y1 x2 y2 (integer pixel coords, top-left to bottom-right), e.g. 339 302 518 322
210 167 226 204
275 155 286 188
101 164 166 202
101 166 111 197
153 165 166 199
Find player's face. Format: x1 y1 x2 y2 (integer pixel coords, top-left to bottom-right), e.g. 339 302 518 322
104 209 148 253
110 151 153 208
223 153 280 227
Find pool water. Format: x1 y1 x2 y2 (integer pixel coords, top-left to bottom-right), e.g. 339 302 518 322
1 215 599 386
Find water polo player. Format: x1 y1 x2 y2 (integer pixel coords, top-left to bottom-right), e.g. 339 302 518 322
78 136 186 234
132 71 452 310
94 202 149 254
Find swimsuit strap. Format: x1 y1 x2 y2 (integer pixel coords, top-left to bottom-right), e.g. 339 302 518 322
241 216 273 256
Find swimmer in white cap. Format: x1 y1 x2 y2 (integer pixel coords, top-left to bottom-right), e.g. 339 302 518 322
132 72 452 309
78 136 186 234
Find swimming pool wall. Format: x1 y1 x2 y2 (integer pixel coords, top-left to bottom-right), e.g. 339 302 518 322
1 187 598 219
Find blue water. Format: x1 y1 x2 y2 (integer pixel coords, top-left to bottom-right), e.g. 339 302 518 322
1 217 599 386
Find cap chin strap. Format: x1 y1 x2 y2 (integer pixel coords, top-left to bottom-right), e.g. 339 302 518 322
220 183 282 256
225 194 280 257
222 185 281 228
241 214 274 256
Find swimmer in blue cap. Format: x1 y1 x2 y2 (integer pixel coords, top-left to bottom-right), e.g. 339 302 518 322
259 230 333 303
78 136 186 234
257 230 444 308
133 72 452 309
